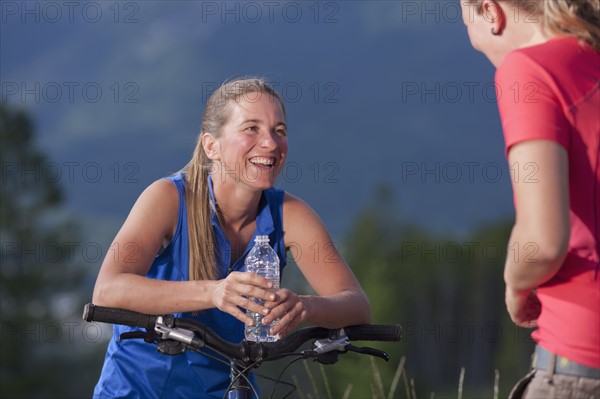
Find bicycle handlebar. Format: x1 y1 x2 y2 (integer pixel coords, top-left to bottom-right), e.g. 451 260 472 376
83 303 402 363
343 324 402 342
83 303 157 330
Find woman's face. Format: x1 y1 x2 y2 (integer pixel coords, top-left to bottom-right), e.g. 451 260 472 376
461 1 490 53
208 92 288 191
461 0 515 67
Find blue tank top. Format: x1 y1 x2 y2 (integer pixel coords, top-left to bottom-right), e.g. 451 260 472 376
93 173 287 398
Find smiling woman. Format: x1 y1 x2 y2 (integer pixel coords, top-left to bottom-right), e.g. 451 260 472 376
183 79 289 282
89 77 371 398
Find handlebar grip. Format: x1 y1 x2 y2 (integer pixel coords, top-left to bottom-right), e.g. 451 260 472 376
343 324 402 342
83 303 157 330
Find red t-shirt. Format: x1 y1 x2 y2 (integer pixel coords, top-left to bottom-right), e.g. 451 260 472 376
496 37 600 368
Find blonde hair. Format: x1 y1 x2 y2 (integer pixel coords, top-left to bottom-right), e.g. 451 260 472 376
181 78 285 281
467 0 600 51
543 0 600 51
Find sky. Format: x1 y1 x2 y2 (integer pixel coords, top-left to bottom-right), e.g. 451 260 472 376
1 0 514 243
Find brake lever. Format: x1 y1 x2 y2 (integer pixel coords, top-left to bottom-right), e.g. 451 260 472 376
345 344 390 361
119 330 187 355
301 334 350 364
120 331 159 343
120 331 147 340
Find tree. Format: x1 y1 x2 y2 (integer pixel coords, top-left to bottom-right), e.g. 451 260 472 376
0 104 104 398
323 185 534 398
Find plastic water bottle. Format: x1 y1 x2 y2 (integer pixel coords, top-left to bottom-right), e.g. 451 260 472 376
244 235 280 342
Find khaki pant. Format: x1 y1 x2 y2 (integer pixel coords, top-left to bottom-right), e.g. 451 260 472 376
509 369 600 399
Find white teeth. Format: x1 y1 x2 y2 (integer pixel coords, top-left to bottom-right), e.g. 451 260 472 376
250 157 274 166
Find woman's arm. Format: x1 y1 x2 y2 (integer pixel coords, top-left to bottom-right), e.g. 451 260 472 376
92 179 273 321
263 193 371 337
504 140 570 325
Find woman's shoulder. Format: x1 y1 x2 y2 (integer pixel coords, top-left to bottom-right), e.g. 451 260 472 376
162 172 187 188
145 176 180 198
280 191 333 247
281 190 302 208
498 37 598 80
116 177 180 248
132 177 180 217
281 191 323 224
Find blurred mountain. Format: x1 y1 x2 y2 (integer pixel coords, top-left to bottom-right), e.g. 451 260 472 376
1 2 514 241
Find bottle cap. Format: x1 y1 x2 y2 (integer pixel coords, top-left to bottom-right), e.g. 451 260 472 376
254 235 269 243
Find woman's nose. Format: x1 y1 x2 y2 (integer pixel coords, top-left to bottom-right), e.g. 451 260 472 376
260 131 277 149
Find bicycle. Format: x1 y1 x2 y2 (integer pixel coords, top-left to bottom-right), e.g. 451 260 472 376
83 303 402 399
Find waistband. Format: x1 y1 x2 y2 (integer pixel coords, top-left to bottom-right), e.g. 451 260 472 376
533 346 600 379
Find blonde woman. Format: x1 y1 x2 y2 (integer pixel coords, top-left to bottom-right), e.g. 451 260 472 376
90 78 371 398
460 0 599 397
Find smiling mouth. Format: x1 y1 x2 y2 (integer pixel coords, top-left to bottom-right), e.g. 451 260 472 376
249 157 276 168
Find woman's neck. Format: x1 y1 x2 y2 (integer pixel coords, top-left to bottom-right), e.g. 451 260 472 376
491 22 555 67
212 178 261 232
516 26 555 49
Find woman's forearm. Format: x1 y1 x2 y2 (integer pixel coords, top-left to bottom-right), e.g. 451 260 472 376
300 290 371 328
92 273 217 315
504 141 570 292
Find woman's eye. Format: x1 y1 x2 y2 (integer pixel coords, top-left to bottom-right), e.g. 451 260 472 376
276 128 287 136
245 126 259 132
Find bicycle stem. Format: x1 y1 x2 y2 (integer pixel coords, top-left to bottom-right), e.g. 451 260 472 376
155 316 195 344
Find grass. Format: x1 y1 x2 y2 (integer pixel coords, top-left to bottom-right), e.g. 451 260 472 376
274 357 503 399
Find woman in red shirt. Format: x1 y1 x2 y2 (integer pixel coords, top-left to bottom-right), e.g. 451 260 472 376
460 0 599 398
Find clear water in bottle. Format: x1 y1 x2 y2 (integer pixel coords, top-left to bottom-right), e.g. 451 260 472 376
244 235 280 342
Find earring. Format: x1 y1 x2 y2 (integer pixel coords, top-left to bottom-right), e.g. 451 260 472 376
491 27 500 36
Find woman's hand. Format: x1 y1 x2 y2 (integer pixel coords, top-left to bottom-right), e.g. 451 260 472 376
211 272 275 325
263 288 308 338
505 285 541 328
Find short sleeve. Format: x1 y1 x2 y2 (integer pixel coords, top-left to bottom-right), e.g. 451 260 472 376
495 51 571 155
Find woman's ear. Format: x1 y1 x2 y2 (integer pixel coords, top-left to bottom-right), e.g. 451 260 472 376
481 0 506 35
201 133 220 161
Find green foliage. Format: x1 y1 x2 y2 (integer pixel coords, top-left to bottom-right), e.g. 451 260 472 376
0 106 534 397
322 185 534 398
0 104 105 398
258 184 534 398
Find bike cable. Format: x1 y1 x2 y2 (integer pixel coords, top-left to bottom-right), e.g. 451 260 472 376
225 351 303 399
266 354 305 399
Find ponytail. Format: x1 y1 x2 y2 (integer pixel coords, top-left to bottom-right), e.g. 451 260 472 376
182 78 285 281
543 0 600 51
